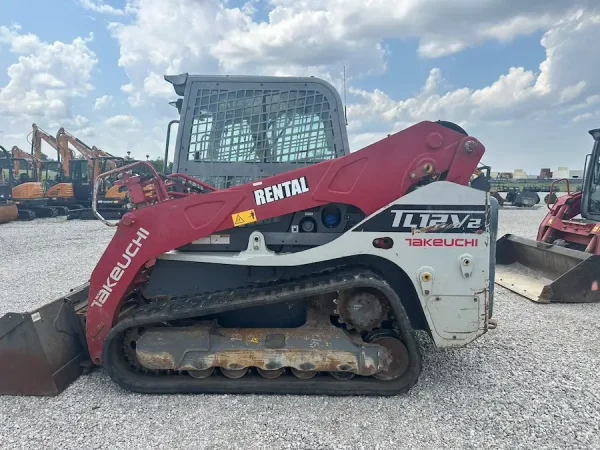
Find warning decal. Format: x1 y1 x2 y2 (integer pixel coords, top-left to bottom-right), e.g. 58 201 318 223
232 209 257 227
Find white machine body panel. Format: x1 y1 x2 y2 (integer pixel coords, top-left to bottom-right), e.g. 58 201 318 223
159 181 494 348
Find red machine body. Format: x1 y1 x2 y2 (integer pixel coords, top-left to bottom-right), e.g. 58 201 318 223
537 183 600 254
85 121 485 364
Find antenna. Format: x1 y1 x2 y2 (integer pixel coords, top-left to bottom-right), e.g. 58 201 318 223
343 66 348 126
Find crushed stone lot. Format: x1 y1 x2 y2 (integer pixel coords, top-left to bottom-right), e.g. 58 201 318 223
1 204 599 450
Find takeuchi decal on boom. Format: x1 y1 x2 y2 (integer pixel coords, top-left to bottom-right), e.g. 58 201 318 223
91 227 150 308
254 176 310 205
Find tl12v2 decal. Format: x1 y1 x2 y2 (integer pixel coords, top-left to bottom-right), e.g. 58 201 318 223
353 204 487 234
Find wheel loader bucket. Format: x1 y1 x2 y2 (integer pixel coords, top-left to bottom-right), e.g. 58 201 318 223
495 234 600 303
0 283 90 396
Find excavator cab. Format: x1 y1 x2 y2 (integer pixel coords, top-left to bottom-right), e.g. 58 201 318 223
40 160 64 188
69 158 92 203
0 145 18 223
10 157 58 219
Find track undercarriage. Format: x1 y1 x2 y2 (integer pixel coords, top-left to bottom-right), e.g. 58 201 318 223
103 268 422 395
15 199 59 220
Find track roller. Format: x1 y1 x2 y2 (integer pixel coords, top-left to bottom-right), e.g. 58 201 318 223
257 368 285 379
189 368 214 379
51 206 71 216
29 206 58 218
330 372 355 380
221 368 248 379
290 368 317 379
17 209 36 221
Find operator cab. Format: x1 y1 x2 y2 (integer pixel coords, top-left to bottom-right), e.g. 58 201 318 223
165 74 349 189
164 74 361 253
581 128 600 220
0 146 13 202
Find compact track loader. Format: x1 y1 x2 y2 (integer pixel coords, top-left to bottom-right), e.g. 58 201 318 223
496 128 600 303
0 74 498 396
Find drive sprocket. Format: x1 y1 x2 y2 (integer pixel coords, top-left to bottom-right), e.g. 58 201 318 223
335 289 389 332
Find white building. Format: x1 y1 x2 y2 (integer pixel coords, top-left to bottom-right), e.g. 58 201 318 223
554 166 570 179
512 169 528 179
569 169 584 179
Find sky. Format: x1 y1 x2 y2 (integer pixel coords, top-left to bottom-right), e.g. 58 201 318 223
0 0 599 173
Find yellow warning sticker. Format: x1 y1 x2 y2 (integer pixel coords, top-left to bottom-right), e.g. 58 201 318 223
232 209 257 227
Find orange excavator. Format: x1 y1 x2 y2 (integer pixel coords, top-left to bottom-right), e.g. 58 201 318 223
10 146 58 219
0 145 19 224
31 123 78 214
56 128 128 219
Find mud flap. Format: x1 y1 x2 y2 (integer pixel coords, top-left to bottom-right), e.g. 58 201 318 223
495 234 600 303
0 284 90 396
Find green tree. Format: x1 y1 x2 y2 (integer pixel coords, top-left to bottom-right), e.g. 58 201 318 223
146 156 173 174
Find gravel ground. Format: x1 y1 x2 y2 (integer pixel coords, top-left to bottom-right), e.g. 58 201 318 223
1 202 599 450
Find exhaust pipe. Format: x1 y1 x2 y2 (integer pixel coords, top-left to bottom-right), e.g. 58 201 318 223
0 284 90 396
495 234 600 303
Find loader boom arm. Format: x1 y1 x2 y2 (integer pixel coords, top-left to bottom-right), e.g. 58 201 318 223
85 120 485 364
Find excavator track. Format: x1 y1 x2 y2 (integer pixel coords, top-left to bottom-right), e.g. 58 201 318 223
27 206 59 218
103 268 423 396
17 209 36 220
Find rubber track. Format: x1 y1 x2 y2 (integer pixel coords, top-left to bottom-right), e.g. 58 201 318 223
103 268 422 396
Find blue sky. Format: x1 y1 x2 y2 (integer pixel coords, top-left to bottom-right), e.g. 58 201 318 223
0 0 598 173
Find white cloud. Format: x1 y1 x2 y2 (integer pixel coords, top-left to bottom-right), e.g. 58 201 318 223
1 132 25 140
107 0 251 105
77 0 125 15
31 73 66 88
76 127 97 138
104 0 591 113
73 115 90 127
573 112 593 122
143 72 173 98
567 94 600 112
93 95 114 110
559 81 587 104
4 1 595 170
104 115 141 127
347 10 600 135
242 0 259 16
0 26 97 121
0 26 42 53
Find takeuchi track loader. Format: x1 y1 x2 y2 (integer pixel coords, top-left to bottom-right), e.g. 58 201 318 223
0 74 499 396
495 128 600 303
